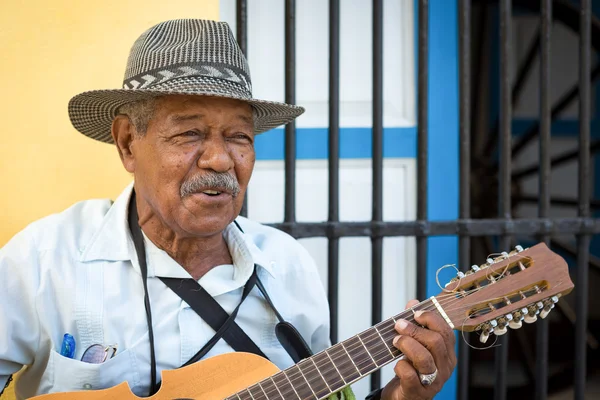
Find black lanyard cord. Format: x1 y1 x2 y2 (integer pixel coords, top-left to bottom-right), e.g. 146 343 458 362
127 193 158 395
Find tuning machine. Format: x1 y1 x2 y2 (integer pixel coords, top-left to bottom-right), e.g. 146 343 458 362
479 320 497 343
524 302 544 323
493 314 514 335
509 307 528 329
540 295 559 319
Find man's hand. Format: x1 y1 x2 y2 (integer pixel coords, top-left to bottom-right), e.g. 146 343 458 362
380 299 457 400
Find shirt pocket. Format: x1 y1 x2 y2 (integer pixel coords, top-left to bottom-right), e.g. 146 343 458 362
47 347 140 394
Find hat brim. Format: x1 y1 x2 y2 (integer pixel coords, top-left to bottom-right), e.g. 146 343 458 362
68 79 305 144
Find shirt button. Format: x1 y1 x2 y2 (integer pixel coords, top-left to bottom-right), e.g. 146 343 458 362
83 383 93 390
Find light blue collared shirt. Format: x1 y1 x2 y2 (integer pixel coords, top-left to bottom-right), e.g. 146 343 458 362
0 183 331 399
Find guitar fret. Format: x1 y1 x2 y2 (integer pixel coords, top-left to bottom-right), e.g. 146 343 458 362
345 336 376 374
297 358 332 399
322 350 347 387
327 343 361 383
310 357 332 392
284 367 316 400
359 328 395 367
269 376 285 399
247 386 258 400
272 371 301 400
296 362 319 399
375 326 395 357
357 335 377 364
257 382 271 399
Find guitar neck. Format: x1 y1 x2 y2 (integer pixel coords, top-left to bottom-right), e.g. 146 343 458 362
228 298 439 400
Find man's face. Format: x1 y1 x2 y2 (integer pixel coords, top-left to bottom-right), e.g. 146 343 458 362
128 95 255 238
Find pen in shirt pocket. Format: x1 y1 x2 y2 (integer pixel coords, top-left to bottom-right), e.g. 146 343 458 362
60 333 76 359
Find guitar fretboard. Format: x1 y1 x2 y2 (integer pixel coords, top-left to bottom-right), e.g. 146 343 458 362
227 298 437 400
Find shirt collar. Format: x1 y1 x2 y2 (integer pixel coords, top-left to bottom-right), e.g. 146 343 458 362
79 183 275 279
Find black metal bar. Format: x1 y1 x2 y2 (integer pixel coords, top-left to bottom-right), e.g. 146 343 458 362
273 217 600 239
495 1 512 398
417 0 429 302
575 1 591 398
237 0 249 218
483 28 541 158
536 1 551 399
509 63 600 160
371 0 384 391
513 138 600 180
327 0 340 345
458 1 471 399
284 0 296 223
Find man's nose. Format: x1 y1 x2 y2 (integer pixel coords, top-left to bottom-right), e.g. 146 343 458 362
198 138 235 172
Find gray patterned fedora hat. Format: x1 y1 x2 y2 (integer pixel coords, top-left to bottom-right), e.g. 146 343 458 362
68 19 304 144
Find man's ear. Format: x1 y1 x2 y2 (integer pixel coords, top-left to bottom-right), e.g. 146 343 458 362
111 115 137 174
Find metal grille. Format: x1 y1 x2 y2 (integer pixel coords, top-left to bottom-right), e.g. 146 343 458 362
234 0 597 398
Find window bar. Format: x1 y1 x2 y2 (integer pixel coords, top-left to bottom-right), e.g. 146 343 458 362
236 0 249 218
536 1 551 399
284 0 296 224
416 0 428 302
328 0 340 345
575 1 591 399
458 0 471 399
495 1 512 400
371 0 384 392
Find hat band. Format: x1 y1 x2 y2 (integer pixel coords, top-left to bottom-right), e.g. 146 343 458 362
122 62 252 92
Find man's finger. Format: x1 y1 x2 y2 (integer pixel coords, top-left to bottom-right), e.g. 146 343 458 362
392 335 437 376
394 318 454 374
405 299 419 309
414 310 457 362
392 358 427 395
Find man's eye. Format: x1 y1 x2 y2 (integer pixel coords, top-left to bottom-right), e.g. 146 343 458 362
182 131 199 137
233 133 252 141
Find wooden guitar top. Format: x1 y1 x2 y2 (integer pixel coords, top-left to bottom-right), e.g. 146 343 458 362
32 352 280 400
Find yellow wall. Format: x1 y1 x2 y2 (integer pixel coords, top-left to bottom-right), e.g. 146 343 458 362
0 0 220 247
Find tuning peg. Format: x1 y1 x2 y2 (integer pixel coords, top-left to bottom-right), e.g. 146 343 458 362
540 305 554 319
486 258 494 265
471 264 481 272
509 319 523 329
494 326 508 335
540 296 559 319
509 308 527 329
501 251 509 258
515 245 524 252
480 330 490 343
524 303 542 323
524 314 538 324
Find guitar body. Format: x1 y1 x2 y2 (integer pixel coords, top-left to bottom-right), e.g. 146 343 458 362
33 352 280 399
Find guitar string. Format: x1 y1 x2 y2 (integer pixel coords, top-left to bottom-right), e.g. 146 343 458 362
238 272 543 400
234 258 543 400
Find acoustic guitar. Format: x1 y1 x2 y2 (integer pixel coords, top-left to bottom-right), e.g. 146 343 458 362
32 242 573 400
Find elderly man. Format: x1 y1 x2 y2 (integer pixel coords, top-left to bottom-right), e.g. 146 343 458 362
0 19 456 400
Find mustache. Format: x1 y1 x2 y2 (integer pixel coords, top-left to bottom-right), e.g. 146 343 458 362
180 172 241 198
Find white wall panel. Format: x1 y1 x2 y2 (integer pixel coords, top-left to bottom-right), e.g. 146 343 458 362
248 159 416 398
220 0 416 128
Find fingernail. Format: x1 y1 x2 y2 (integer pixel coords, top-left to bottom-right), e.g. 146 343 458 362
415 310 424 318
396 320 408 330
392 335 401 346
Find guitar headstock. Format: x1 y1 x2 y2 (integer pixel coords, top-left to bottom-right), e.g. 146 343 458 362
436 242 574 344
